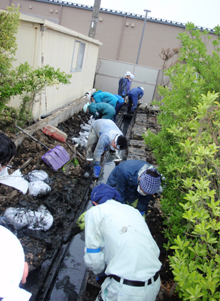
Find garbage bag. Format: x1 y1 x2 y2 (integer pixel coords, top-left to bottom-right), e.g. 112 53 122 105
72 137 87 148
28 170 49 182
4 205 53 231
79 131 89 138
80 124 91 132
28 180 51 197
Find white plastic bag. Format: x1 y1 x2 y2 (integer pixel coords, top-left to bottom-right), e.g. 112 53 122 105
28 170 49 182
79 131 89 138
72 137 87 148
80 124 91 132
4 205 53 231
28 180 51 197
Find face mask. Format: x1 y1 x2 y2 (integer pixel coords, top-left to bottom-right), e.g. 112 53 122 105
0 166 9 180
137 184 147 196
110 145 116 151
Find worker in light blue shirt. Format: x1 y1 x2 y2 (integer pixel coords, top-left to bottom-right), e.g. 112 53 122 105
92 91 118 109
83 102 115 120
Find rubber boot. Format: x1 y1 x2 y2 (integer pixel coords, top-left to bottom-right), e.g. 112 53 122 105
83 163 92 179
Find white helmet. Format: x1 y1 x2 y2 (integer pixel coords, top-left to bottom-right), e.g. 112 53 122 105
83 102 90 113
140 87 144 91
125 71 132 77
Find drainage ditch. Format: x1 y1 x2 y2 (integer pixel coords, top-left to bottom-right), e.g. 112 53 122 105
33 106 134 301
0 104 180 300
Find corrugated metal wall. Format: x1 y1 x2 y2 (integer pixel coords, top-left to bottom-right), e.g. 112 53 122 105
95 58 162 104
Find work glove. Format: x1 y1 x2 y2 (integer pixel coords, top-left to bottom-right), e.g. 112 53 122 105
93 165 101 179
114 159 122 166
76 211 86 231
129 199 146 219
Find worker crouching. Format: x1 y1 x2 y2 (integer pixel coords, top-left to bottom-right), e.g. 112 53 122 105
107 160 162 214
83 119 128 179
83 102 116 121
84 184 161 301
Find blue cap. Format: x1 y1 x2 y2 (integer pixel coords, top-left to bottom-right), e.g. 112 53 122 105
91 183 121 205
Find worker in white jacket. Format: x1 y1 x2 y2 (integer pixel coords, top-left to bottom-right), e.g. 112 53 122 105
84 184 161 301
84 119 127 179
0 226 31 301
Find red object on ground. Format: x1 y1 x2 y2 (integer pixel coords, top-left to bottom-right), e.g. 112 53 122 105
43 125 67 143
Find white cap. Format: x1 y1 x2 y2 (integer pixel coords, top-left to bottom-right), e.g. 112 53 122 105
140 87 144 91
125 71 132 77
83 102 90 113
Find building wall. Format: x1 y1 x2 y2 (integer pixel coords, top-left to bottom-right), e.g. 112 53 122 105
1 0 217 71
4 11 101 119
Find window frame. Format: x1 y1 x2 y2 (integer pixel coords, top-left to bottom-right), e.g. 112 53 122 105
70 40 86 72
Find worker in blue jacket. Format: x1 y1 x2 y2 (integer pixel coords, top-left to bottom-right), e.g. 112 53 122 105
127 86 144 113
118 71 133 99
106 160 161 212
92 91 118 109
83 102 115 120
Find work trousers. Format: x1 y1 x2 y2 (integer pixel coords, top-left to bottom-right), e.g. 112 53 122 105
96 275 161 301
127 96 138 113
86 127 99 163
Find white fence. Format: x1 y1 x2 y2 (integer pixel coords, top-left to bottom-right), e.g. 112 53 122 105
94 58 163 104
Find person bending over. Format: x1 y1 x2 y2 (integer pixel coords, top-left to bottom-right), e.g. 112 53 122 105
107 160 161 213
0 132 16 178
83 102 115 120
0 225 31 301
84 183 161 301
84 119 127 179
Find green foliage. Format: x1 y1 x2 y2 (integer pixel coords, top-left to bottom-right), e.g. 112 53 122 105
0 6 72 129
0 5 20 75
144 23 220 300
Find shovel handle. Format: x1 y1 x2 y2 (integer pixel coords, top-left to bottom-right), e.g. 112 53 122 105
15 125 49 150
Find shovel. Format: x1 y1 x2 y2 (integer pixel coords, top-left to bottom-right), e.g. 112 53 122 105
15 125 70 171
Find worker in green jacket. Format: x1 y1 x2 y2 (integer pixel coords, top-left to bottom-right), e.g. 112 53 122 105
83 102 115 120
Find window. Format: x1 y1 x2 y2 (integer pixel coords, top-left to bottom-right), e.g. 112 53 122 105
71 41 85 72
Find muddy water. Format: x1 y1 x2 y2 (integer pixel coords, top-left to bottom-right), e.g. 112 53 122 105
46 154 116 300
48 226 88 300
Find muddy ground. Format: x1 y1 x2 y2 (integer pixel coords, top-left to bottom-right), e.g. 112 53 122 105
0 107 180 300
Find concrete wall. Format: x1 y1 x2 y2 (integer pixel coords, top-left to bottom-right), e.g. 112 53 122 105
3 10 101 119
1 0 217 71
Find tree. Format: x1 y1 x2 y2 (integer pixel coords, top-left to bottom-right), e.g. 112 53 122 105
0 6 72 129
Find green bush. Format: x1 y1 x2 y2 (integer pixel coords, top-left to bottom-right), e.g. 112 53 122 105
144 23 220 300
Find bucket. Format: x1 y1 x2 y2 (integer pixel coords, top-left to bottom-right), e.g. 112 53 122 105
43 125 67 143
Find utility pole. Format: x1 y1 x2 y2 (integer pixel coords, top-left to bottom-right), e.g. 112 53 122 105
88 0 101 39
136 9 151 65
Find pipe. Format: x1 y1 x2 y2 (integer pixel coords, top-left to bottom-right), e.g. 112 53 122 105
39 25 46 121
